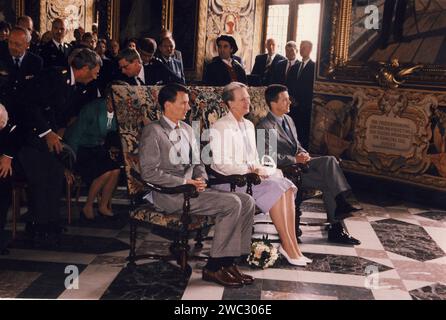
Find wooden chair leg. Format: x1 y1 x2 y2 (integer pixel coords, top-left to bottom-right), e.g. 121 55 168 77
12 187 21 240
67 180 72 225
75 177 82 208
194 229 204 250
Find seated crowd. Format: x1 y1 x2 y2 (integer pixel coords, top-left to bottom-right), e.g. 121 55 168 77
0 16 362 286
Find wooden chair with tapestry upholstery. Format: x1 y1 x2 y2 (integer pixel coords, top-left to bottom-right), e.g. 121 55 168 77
111 84 255 276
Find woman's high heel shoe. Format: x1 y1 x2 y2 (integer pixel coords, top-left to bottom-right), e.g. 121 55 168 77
97 209 118 220
80 209 95 221
278 246 307 266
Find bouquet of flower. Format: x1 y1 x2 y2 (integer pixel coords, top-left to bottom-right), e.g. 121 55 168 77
247 240 279 269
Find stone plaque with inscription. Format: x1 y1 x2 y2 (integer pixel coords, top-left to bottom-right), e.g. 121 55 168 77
352 90 435 174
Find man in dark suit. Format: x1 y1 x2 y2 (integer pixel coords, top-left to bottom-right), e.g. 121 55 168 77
251 38 285 86
17 48 101 240
0 27 43 240
139 83 256 287
116 48 168 86
39 18 72 68
286 40 316 150
156 37 186 84
0 103 16 254
203 35 247 86
257 85 362 245
271 41 299 85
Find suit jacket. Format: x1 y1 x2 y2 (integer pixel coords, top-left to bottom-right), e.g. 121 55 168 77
271 59 299 85
203 57 247 86
118 58 175 86
256 112 306 167
156 55 186 84
0 51 43 152
286 59 315 109
39 40 72 69
210 111 269 176
34 67 99 136
251 53 286 85
64 98 117 153
139 116 206 209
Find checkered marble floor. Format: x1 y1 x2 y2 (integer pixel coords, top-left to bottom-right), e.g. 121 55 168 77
1 188 445 300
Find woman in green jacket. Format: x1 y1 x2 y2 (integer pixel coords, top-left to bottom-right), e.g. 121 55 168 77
65 85 122 220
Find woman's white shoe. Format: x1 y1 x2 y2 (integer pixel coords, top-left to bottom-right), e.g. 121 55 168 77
301 256 313 264
279 246 307 266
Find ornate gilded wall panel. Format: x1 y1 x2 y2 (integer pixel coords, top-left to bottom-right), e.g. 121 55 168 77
39 0 94 41
311 82 446 191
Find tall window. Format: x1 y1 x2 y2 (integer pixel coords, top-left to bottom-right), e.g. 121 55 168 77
265 5 290 55
265 0 321 61
295 3 321 61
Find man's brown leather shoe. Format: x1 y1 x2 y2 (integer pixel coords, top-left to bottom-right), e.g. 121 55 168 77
202 267 244 288
225 264 255 285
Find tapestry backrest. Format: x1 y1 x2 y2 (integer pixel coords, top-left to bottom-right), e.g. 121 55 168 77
111 84 269 198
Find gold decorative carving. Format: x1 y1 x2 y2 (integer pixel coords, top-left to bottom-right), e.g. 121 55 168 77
162 0 174 31
15 0 25 17
340 160 446 190
368 59 424 89
314 82 446 105
194 0 210 80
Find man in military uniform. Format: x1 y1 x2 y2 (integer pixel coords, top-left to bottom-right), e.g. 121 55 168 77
39 18 72 68
17 48 101 241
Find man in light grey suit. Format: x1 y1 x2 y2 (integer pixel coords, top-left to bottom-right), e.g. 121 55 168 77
139 83 256 287
257 84 362 245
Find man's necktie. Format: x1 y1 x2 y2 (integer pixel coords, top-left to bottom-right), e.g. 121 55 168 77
136 77 145 85
266 55 273 68
297 62 305 79
282 118 294 143
286 60 292 76
59 44 64 53
14 58 20 70
174 125 191 163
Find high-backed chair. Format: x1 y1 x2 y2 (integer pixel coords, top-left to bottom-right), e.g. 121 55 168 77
111 85 264 275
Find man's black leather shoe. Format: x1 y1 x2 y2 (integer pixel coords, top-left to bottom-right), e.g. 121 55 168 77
328 224 361 245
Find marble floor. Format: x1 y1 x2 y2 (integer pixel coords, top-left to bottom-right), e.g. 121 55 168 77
0 188 445 300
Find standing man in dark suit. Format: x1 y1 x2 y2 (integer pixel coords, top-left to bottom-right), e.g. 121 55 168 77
39 18 72 68
156 37 186 84
257 85 362 245
203 35 247 86
271 41 299 85
286 40 316 150
116 48 166 86
18 48 101 240
251 38 285 86
139 83 256 287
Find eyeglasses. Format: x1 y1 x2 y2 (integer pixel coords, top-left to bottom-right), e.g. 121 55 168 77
119 62 132 70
